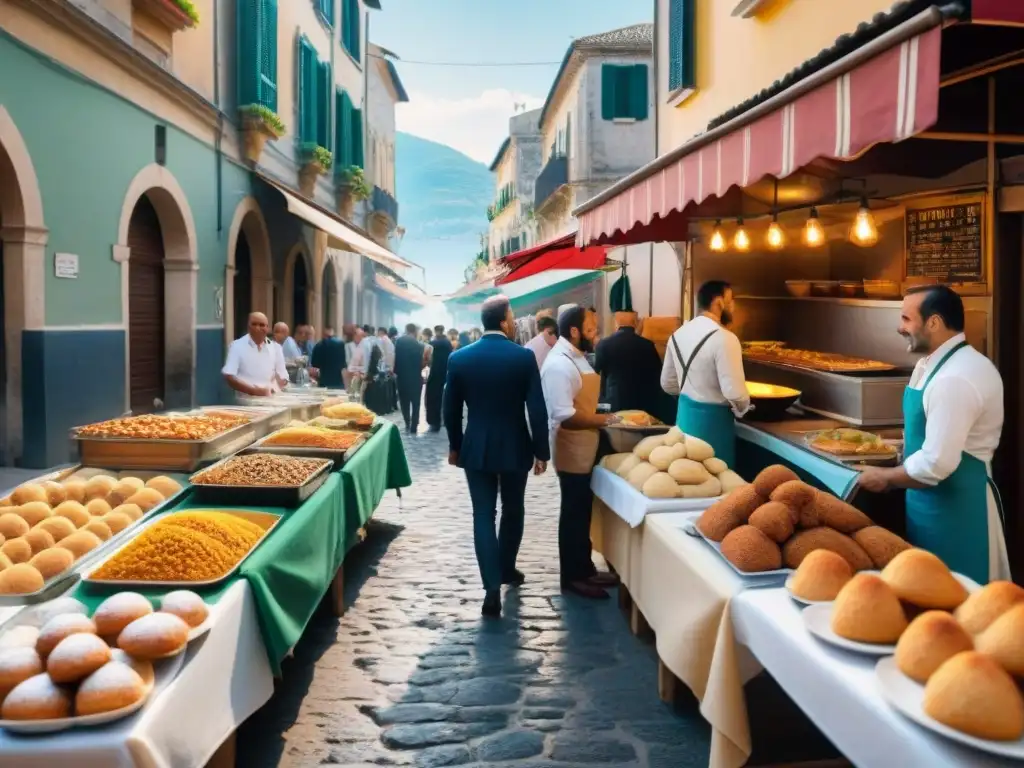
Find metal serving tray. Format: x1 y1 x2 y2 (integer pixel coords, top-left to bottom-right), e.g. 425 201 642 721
243 421 382 464
200 405 290 439
0 470 190 607
81 508 281 589
71 413 259 472
188 454 332 507
682 520 793 580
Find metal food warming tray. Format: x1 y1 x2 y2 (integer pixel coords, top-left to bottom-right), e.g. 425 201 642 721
188 455 332 506
242 421 380 464
71 415 259 472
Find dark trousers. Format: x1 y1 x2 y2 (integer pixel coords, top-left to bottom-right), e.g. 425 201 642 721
425 377 444 429
397 382 422 431
465 469 528 593
557 470 597 584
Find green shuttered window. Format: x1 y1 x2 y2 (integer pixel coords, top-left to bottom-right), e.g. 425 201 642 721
238 0 278 111
351 106 364 168
317 61 332 149
334 90 364 169
342 0 360 61
601 64 649 121
315 0 333 27
297 36 319 144
668 0 696 93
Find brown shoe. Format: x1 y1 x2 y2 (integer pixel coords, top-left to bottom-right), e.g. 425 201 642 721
588 571 619 587
563 580 609 599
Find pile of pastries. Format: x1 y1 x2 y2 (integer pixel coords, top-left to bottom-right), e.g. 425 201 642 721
192 454 329 487
697 465 911 573
0 474 182 595
613 411 661 427
263 424 363 450
0 590 208 723
90 511 272 583
76 413 250 441
600 426 748 499
809 428 896 457
320 401 374 428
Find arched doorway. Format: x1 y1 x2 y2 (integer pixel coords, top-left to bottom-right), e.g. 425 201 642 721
323 259 338 331
343 277 356 325
233 230 252 341
292 255 308 327
126 195 166 413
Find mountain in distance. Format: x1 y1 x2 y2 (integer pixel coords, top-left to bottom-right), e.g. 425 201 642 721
395 132 492 296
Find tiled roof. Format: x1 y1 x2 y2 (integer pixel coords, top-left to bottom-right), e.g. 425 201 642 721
706 0 965 130
539 23 654 128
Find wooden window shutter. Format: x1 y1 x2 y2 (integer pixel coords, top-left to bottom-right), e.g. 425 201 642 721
351 106 364 168
297 38 318 143
336 90 353 167
669 0 696 92
565 112 571 157
258 0 278 110
317 61 332 149
630 64 649 120
342 0 360 60
601 63 618 120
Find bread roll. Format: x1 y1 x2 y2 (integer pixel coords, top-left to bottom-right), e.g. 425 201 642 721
22 528 54 555
649 443 686 471
661 426 685 447
703 457 728 475
831 573 907 644
0 673 72 720
40 481 66 507
896 611 974 683
721 525 782 572
975 603 1024 677
159 590 209 628
46 632 111 683
145 475 183 498
52 501 90 528
955 580 1024 636
789 549 852 601
683 435 715 462
106 478 145 508
85 498 113 518
633 435 665 460
36 613 97 658
0 626 40 651
35 516 76 542
717 470 748 494
83 520 113 542
57 530 102 561
76 661 147 715
84 475 117 501
62 479 87 504
599 453 633 473
117 613 190 659
93 592 154 639
11 484 47 506
29 548 74 580
0 646 44 692
667 458 711 486
642 472 679 499
0 513 29 540
613 454 642 479
924 652 1024 741
0 564 44 595
626 462 660 492
680 476 722 498
31 597 87 627
1 537 32 565
110 648 155 690
15 502 51 528
101 511 134 534
880 549 967 610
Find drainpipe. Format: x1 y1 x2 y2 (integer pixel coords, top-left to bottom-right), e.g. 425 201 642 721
650 0 659 318
213 0 223 236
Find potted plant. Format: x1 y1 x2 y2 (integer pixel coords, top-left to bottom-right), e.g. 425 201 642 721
239 105 286 164
337 165 371 219
298 145 333 196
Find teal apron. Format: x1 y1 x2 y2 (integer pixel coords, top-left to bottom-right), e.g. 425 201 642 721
904 341 999 584
670 329 737 467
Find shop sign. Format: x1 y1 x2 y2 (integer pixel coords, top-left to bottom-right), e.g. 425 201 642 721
905 196 983 284
54 253 78 279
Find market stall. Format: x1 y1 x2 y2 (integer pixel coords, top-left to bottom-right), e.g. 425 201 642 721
0 404 411 767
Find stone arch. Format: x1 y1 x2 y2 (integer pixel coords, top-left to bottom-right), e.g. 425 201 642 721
115 163 197 411
322 254 341 332
225 196 273 343
0 107 47 465
282 241 313 329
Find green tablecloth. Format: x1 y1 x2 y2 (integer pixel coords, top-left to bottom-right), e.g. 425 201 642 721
73 420 412 675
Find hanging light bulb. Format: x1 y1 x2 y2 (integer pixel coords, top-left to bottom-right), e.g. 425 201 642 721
849 197 879 247
766 215 785 251
803 207 825 248
709 220 727 252
733 218 750 251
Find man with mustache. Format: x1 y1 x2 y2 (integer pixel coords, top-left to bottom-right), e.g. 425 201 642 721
661 280 750 467
858 285 1009 584
541 305 621 599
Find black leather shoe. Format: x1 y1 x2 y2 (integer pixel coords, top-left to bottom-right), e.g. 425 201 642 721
482 591 501 617
501 569 526 587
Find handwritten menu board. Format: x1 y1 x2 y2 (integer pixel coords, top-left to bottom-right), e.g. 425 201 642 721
905 201 983 283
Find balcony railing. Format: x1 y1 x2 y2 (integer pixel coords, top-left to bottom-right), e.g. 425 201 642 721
535 154 568 209
371 186 399 224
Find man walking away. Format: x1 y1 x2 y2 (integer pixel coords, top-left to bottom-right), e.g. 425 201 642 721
426 324 453 431
595 311 665 418
394 324 425 433
444 296 549 617
525 315 558 369
310 327 346 389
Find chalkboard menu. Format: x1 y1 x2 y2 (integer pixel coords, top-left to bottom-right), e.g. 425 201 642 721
905 201 983 283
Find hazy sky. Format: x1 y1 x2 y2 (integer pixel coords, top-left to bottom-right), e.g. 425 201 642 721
371 0 652 163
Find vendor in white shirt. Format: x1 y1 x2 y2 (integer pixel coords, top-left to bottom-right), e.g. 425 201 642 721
661 280 751 467
222 312 288 397
858 286 1009 584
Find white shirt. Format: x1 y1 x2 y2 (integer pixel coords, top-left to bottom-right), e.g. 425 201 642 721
222 335 287 391
378 336 395 371
281 336 303 361
347 336 376 374
661 315 751 417
541 337 593 431
526 333 554 369
903 333 1003 486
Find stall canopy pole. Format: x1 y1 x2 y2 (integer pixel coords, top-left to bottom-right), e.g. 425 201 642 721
648 243 654 316
987 75 998 361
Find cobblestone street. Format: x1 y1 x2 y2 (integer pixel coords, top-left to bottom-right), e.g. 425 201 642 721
236 414 712 767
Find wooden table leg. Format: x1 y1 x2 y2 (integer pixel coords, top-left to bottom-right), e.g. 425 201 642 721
630 602 651 637
205 731 236 768
330 566 345 616
657 658 677 704
617 583 631 613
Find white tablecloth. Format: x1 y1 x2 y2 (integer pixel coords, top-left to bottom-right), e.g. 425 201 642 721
590 466 720 527
0 580 274 767
731 589 1020 768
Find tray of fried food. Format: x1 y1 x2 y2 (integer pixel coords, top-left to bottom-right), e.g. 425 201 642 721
73 412 251 442
805 428 898 462
189 453 332 506
244 424 367 462
604 411 667 432
319 401 376 429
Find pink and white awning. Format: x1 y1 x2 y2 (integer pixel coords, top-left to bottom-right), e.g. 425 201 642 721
575 25 942 247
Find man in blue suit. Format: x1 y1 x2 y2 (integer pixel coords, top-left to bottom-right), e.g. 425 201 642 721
443 295 550 617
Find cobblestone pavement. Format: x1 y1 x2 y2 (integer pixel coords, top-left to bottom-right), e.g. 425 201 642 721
237 414 712 767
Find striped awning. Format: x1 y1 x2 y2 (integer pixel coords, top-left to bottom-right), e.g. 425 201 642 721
574 19 943 247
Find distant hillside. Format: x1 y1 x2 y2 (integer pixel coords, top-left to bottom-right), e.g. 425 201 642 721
395 132 492 295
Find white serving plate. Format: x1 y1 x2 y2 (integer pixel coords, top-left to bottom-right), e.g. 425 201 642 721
783 576 834 605
802 603 897 655
684 522 792 579
875 656 1024 760
787 570 981 607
